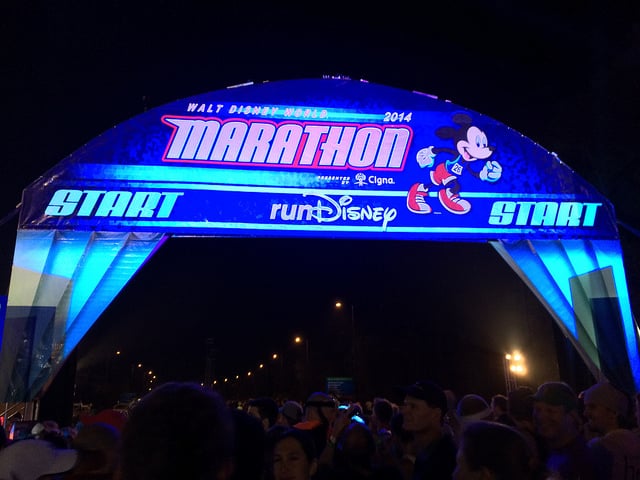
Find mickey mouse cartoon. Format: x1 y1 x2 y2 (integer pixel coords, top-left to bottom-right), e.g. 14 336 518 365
406 113 501 214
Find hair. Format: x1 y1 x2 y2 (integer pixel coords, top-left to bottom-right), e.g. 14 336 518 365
373 398 394 425
459 421 537 480
229 409 266 480
118 382 235 480
335 422 376 470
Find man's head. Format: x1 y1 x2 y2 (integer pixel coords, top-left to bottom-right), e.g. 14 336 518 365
397 380 448 435
372 397 394 428
247 396 279 431
277 400 304 427
304 392 338 425
507 386 535 422
119 382 235 480
531 381 580 447
582 381 629 435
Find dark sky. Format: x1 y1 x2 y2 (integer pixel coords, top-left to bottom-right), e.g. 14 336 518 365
2 1 639 397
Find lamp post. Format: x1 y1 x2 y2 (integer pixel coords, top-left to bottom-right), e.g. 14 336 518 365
294 335 310 363
294 335 311 397
503 350 527 393
272 352 283 394
335 301 357 390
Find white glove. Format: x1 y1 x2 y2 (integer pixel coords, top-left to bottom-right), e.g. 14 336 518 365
416 147 435 168
479 160 502 182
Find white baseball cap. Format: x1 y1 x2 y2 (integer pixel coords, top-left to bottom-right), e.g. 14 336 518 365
0 439 77 480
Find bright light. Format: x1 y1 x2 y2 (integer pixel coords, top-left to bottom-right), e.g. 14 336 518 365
272 353 278 360
506 349 527 377
335 301 343 308
247 371 252 376
213 380 217 385
116 351 121 355
259 364 264 369
224 378 228 383
294 336 302 344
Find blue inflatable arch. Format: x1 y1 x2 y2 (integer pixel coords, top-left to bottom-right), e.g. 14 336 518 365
1 78 638 401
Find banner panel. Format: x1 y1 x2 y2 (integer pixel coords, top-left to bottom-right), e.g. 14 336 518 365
18 78 618 241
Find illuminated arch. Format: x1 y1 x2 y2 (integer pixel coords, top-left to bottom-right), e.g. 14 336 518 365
1 78 637 400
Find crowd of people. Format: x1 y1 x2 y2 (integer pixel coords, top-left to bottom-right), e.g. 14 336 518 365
0 377 639 479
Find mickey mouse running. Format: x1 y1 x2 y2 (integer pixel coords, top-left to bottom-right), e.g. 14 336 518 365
406 113 502 214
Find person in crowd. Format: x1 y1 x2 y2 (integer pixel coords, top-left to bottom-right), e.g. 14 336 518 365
490 394 515 426
582 381 640 479
31 419 69 448
443 389 460 441
79 408 128 433
317 420 376 479
277 400 304 427
453 420 547 480
507 385 543 471
247 396 280 432
456 394 493 427
294 391 338 458
117 381 235 480
370 398 394 439
316 405 404 480
386 411 413 466
0 437 78 479
395 380 457 479
67 421 121 479
635 392 640 435
369 397 395 465
0 424 7 451
532 380 597 479
269 427 318 480
229 408 267 480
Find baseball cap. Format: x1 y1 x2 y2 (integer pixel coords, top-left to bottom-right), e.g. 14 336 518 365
396 380 448 413
532 381 578 411
73 422 120 452
279 400 303 424
304 392 338 409
456 394 492 423
80 408 128 432
582 381 629 416
0 439 78 480
507 386 535 419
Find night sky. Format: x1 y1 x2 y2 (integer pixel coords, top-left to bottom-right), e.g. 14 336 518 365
2 1 639 402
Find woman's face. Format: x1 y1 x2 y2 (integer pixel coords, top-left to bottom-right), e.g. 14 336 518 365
272 436 317 480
